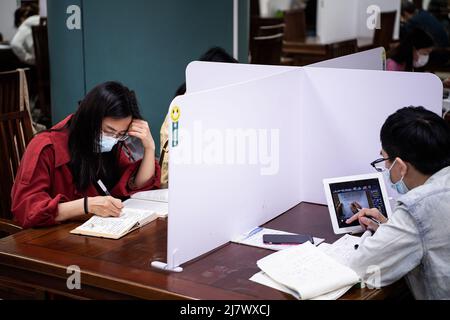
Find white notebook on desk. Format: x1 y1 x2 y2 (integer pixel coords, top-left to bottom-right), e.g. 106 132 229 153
70 207 157 239
124 198 168 218
233 227 324 251
128 189 168 218
252 239 361 300
130 189 168 202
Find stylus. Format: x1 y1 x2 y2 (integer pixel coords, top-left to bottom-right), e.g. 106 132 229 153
356 208 382 225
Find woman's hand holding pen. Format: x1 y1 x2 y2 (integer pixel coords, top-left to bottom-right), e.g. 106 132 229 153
346 207 388 232
128 119 155 152
88 196 123 217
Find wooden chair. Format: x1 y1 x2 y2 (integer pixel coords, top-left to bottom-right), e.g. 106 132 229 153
444 110 450 125
373 11 397 51
251 33 284 65
326 39 358 59
250 16 284 59
0 70 33 236
0 110 32 236
283 8 306 42
32 18 51 125
0 70 21 114
413 0 423 10
258 23 285 37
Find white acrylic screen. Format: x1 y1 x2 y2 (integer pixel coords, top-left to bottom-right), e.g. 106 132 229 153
308 47 385 70
186 61 296 93
298 67 443 204
168 70 303 269
165 60 443 270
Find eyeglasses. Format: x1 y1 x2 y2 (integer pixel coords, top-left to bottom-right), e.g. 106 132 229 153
370 157 393 172
102 130 129 142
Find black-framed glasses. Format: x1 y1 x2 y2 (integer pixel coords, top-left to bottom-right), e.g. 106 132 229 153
370 157 392 172
102 130 129 142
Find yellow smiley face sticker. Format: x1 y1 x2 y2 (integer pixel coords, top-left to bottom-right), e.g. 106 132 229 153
171 106 180 122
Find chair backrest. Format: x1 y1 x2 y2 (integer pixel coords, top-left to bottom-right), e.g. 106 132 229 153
258 23 285 37
250 16 284 58
251 33 283 65
0 70 21 114
444 110 450 125
283 8 306 42
413 0 423 10
32 18 51 123
373 11 397 51
0 110 34 220
326 38 358 59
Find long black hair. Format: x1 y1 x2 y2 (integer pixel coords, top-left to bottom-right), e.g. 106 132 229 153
389 28 434 71
68 81 142 192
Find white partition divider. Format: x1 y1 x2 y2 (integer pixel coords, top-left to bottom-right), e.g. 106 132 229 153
160 61 443 271
187 48 385 94
308 47 386 70
186 61 295 93
298 67 442 204
167 70 303 270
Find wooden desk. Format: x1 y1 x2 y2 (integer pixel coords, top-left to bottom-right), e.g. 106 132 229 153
0 202 409 300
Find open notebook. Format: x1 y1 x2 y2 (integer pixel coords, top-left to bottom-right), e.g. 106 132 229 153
70 207 157 239
128 188 168 218
252 235 361 300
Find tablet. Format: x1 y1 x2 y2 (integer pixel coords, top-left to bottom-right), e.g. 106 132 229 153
323 173 392 234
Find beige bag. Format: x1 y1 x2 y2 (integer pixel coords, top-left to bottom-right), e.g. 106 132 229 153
17 68 45 133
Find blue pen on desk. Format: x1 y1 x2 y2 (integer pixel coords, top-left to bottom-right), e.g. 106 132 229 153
243 227 263 240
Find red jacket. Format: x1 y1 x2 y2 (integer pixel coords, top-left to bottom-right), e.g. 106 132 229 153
11 115 161 228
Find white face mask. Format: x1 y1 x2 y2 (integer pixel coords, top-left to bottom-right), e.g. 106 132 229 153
100 134 119 153
413 54 430 68
382 159 410 195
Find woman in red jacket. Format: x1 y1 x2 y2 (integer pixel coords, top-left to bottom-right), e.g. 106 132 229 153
11 81 161 228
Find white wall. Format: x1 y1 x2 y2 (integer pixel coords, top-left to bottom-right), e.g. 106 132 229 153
39 0 47 17
317 0 358 44
0 0 19 42
317 0 401 44
356 0 401 41
259 0 292 17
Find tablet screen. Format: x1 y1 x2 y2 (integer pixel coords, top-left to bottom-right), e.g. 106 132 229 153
328 178 389 229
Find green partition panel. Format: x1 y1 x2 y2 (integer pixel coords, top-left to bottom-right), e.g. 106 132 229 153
47 0 85 123
48 0 249 154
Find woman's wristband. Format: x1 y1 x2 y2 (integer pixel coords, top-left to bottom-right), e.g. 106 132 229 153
84 196 89 215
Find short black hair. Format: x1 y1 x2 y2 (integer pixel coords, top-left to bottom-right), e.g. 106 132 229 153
14 4 39 28
401 0 416 16
199 46 238 63
381 106 450 175
173 47 237 98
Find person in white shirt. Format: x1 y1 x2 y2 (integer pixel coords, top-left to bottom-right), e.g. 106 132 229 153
347 106 450 300
11 4 40 65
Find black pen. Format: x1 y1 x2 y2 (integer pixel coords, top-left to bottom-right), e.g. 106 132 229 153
97 179 111 196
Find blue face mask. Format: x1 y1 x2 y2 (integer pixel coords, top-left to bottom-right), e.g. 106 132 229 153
100 134 119 153
383 159 409 194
